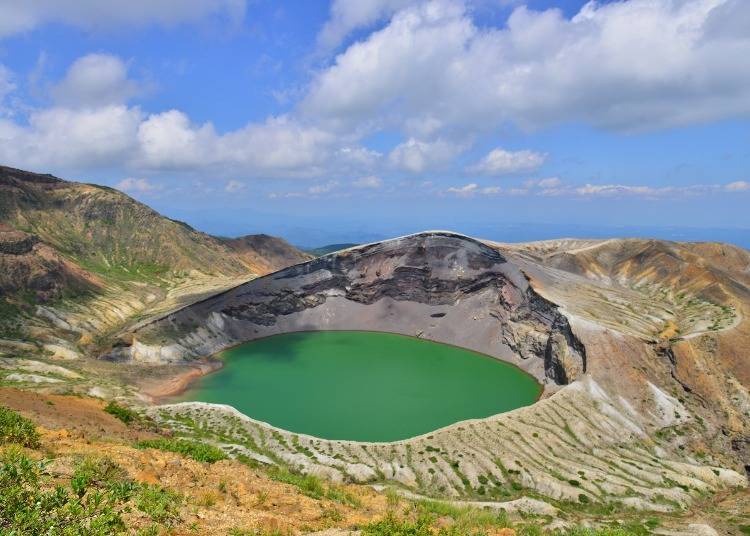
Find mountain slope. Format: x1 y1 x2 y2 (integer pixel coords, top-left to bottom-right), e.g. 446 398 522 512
223 234 312 275
0 165 249 281
0 165 306 352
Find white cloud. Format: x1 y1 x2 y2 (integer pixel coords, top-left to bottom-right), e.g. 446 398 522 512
573 183 717 198
0 105 142 169
116 177 161 193
353 175 383 188
224 179 245 193
308 181 340 195
304 0 750 134
0 0 246 38
317 0 415 51
439 179 748 200
388 138 464 173
468 148 545 176
725 181 750 192
52 54 138 107
136 109 216 169
446 183 478 197
133 109 342 177
444 183 502 197
537 177 561 189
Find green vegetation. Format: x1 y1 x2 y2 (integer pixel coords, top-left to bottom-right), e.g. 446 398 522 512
267 466 360 507
414 500 511 532
0 450 125 535
104 401 138 424
136 484 182 526
135 438 227 463
362 514 459 536
0 298 23 338
0 450 182 535
0 406 40 448
361 511 656 536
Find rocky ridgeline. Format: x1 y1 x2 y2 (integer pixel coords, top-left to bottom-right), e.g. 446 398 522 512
122 232 586 386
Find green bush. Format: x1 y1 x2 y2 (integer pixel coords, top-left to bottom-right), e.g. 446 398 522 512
268 466 325 499
362 514 435 536
0 449 125 535
561 528 647 536
104 401 138 424
0 447 183 534
362 513 489 536
0 406 40 448
135 438 227 463
415 500 511 532
136 485 182 526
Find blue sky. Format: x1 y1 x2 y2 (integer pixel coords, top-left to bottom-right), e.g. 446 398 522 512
0 0 748 246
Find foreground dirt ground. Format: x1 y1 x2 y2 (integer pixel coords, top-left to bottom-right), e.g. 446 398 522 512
0 388 393 535
2 387 749 535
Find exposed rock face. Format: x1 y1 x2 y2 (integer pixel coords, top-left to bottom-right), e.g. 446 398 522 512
544 316 586 383
0 228 97 303
125 232 586 386
0 227 38 255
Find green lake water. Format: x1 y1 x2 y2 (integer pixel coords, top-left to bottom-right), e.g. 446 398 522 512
175 331 541 442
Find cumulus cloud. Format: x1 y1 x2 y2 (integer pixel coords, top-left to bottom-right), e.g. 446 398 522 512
52 54 139 107
445 183 503 197
0 72 346 178
353 175 383 188
725 181 750 192
388 138 464 173
305 0 750 134
116 177 161 193
0 0 246 38
317 0 415 51
0 105 143 169
468 148 545 176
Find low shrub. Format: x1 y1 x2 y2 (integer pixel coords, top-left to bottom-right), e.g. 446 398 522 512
0 449 125 535
136 484 182 525
0 406 40 448
104 401 138 424
135 438 227 463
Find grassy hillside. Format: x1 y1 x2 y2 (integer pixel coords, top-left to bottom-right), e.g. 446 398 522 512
0 166 249 281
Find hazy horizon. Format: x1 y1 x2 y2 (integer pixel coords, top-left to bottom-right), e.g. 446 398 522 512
0 0 747 243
